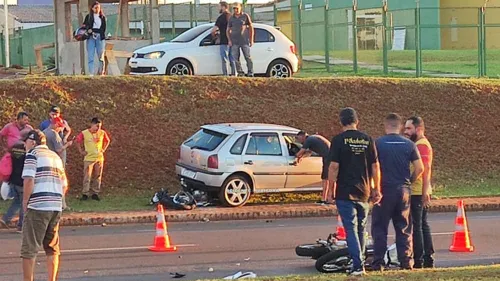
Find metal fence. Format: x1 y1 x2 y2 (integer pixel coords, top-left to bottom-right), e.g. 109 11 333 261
1 2 499 78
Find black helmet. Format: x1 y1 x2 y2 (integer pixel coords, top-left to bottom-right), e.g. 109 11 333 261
74 27 89 41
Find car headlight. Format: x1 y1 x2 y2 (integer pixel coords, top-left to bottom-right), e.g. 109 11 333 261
144 51 165 59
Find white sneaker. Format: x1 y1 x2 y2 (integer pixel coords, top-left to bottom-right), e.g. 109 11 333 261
349 268 366 276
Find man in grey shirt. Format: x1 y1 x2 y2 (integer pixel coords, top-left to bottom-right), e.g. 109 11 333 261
227 2 254 77
43 117 73 210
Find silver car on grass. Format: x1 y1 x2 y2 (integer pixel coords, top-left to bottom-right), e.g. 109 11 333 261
175 123 324 207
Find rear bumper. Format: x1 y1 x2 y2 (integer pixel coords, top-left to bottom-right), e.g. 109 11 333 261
175 163 227 191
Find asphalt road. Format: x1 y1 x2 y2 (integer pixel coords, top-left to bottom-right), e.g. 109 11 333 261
1 211 499 281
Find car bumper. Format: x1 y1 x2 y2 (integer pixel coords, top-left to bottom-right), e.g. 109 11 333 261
290 55 299 73
175 163 227 191
128 58 165 75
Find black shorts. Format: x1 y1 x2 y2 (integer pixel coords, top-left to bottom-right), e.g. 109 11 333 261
321 158 329 180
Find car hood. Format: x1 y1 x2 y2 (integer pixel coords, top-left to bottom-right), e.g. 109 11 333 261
134 42 189 54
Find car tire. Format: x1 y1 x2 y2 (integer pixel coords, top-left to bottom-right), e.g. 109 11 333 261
166 59 193 76
219 175 251 207
266 59 292 78
315 248 351 273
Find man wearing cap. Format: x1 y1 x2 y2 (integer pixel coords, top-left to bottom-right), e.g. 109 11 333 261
21 129 67 281
75 117 111 201
39 106 72 143
43 117 74 210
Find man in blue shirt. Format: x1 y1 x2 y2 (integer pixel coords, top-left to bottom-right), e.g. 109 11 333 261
372 113 424 271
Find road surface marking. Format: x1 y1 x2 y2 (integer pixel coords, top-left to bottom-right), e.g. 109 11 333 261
38 244 197 254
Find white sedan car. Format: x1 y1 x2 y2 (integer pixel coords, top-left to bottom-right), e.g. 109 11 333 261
129 23 299 78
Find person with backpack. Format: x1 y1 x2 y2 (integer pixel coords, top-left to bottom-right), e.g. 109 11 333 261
0 135 27 233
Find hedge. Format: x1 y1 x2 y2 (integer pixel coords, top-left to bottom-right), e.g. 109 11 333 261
0 76 499 194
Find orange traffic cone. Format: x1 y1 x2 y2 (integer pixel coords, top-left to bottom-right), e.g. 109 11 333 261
449 200 474 252
149 204 177 252
336 215 346 240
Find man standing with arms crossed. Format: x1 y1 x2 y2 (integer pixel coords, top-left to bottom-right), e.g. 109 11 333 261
404 116 435 268
327 108 381 276
372 113 424 271
227 2 254 77
296 131 331 204
21 130 68 281
212 1 236 76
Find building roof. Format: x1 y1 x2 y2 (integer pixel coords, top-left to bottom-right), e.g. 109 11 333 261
0 3 273 24
0 5 53 23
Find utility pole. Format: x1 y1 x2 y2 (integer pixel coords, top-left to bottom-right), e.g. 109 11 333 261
3 0 9 68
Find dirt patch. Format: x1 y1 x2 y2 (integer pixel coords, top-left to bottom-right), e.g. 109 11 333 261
0 76 499 194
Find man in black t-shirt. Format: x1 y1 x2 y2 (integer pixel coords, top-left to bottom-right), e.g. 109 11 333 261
0 138 26 232
211 1 236 76
327 107 381 276
296 131 331 204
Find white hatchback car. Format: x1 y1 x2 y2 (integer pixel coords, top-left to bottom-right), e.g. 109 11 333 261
129 23 299 78
176 123 324 207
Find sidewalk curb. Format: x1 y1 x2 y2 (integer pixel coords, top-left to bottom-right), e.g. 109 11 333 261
56 200 500 227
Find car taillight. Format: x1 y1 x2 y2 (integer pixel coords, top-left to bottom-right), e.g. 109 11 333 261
208 154 218 169
290 44 296 54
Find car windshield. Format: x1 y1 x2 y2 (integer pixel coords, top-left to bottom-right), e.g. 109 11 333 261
171 25 212 43
183 129 227 151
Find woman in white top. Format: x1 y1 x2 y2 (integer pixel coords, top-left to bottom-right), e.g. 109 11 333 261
83 1 107 76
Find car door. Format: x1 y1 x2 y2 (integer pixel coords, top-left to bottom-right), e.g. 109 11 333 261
282 133 323 191
242 132 287 191
244 28 276 74
193 31 223 75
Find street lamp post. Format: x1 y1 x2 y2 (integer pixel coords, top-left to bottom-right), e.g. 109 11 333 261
3 0 9 68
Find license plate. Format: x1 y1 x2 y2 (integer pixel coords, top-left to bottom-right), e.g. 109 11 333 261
181 168 196 179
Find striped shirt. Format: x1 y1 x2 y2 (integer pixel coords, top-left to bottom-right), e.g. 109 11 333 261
22 145 67 211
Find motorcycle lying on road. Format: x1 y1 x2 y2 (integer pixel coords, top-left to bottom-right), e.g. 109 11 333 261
295 233 400 273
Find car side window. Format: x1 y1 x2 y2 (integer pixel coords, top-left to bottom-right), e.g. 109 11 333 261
230 134 247 155
245 133 282 156
200 34 217 46
254 28 275 43
283 133 320 157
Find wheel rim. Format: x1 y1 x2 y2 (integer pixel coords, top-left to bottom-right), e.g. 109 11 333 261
270 63 290 78
225 179 250 206
170 63 190 75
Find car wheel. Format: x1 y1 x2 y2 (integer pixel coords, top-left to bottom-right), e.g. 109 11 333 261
266 59 292 78
219 175 251 207
315 248 351 273
166 59 193 76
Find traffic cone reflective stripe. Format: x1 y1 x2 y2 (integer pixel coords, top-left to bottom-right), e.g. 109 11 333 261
449 200 474 252
149 204 177 252
336 215 346 240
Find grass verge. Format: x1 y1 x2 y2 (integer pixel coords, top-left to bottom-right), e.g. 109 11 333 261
302 49 500 77
203 265 500 281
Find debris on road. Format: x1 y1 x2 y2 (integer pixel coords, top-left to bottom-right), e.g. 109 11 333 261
170 272 185 278
101 223 107 227
223 271 257 279
208 267 214 272
244 257 251 261
84 270 89 274
202 218 210 223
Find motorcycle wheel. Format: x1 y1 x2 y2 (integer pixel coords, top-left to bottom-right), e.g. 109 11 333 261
315 248 351 273
295 244 330 259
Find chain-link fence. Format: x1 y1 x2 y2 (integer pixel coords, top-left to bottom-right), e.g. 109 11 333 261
0 1 499 78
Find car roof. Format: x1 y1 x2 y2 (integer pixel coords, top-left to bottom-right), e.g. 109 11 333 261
201 123 300 135
198 22 275 30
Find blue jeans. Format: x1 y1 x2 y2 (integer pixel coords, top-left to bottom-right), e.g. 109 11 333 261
2 184 23 229
231 44 253 75
87 33 105 75
336 200 369 270
219 45 236 76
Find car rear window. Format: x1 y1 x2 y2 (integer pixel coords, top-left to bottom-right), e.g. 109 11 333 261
183 129 227 151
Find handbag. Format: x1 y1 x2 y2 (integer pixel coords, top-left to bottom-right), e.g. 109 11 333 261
0 152 12 182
